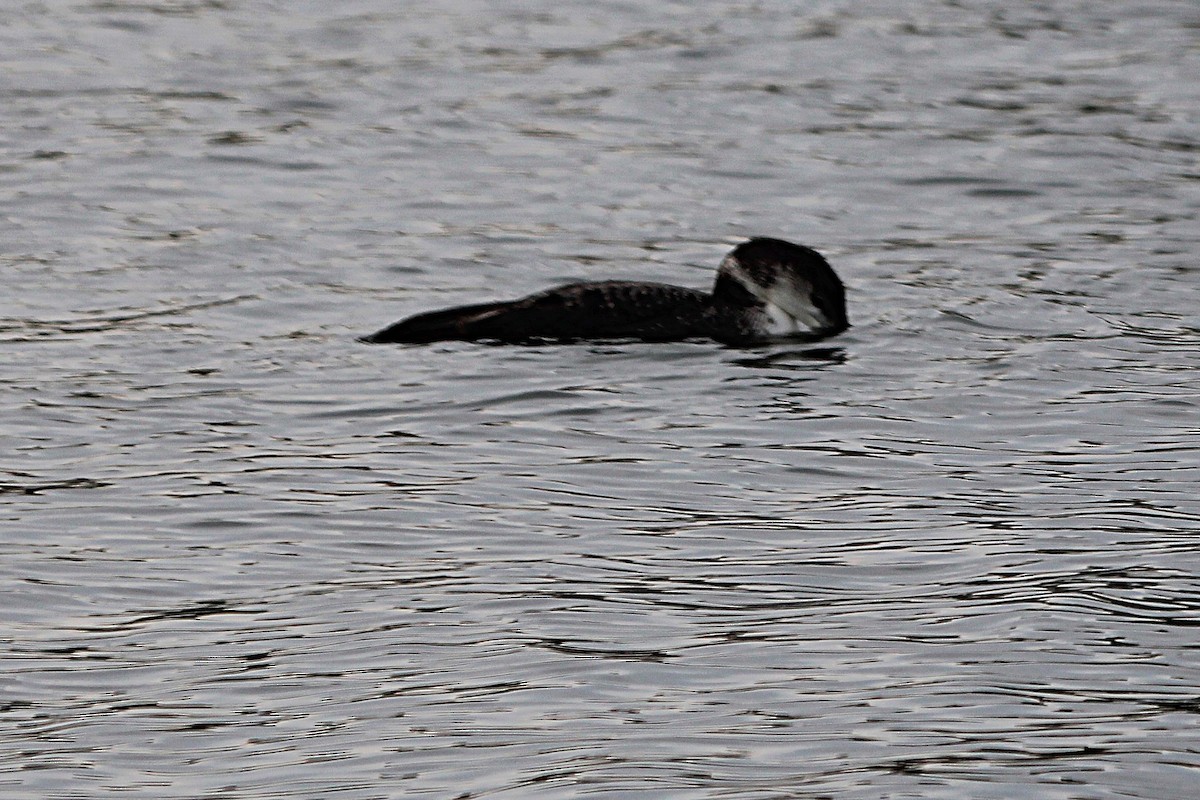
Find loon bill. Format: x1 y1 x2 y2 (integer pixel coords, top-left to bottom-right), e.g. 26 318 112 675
361 237 848 345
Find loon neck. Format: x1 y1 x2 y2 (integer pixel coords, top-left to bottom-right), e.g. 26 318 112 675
711 271 762 309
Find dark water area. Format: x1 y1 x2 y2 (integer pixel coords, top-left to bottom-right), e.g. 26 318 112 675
2 1 1199 797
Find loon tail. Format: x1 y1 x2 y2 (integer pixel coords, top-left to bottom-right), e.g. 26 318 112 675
358 300 517 343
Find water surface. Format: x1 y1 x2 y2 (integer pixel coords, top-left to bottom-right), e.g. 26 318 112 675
2 1 1199 798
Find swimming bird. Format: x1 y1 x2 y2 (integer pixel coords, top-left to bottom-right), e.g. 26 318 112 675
361 237 847 345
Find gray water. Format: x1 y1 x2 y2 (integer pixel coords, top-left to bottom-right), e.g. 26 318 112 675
3 1 1200 798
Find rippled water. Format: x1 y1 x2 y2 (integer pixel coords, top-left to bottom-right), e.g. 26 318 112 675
3 1 1199 798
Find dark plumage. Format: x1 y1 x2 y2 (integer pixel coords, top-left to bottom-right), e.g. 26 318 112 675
361 238 848 345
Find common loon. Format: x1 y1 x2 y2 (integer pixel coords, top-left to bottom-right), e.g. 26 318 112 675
361 237 848 345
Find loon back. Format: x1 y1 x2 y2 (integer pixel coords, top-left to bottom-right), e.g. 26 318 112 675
361 237 848 345
361 282 712 343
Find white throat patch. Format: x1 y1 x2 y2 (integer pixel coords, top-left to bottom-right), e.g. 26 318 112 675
723 256 825 334
763 301 803 335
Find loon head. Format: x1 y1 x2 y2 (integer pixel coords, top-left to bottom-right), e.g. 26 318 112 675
712 237 848 337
